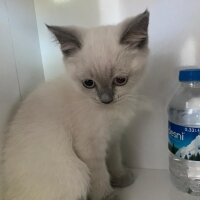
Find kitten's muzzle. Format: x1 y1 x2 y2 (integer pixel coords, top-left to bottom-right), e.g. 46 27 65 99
100 93 113 104
97 87 114 104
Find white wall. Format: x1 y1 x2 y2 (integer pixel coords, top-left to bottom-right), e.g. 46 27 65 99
0 0 44 140
34 0 200 170
6 0 44 96
0 0 44 195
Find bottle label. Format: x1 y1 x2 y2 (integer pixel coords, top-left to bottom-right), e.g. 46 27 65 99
168 121 200 161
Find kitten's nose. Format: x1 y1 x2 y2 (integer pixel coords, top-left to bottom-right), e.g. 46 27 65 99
100 93 113 104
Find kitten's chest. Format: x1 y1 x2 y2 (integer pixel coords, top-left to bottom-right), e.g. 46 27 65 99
63 101 133 140
69 110 128 138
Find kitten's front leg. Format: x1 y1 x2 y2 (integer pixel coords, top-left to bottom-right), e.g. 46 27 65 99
77 141 119 200
106 135 134 188
86 159 118 200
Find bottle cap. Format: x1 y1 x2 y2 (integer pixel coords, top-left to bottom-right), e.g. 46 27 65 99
179 69 200 82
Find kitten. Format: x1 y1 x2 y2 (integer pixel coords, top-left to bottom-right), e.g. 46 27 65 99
3 10 149 200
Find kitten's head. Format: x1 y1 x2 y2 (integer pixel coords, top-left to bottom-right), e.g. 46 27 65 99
47 10 149 105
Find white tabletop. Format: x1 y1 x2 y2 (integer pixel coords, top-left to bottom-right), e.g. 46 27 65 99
120 169 200 200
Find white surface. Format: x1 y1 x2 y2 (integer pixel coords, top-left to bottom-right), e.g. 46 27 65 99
0 0 20 196
6 0 44 97
0 0 44 195
0 0 20 131
0 0 44 140
0 0 44 132
121 169 199 200
34 0 200 170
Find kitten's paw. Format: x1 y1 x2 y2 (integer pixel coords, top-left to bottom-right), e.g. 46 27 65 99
103 192 120 200
111 169 134 188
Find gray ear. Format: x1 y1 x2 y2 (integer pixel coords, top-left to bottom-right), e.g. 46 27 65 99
120 10 149 49
46 25 82 56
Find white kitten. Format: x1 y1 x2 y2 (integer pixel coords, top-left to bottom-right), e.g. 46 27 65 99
3 10 149 200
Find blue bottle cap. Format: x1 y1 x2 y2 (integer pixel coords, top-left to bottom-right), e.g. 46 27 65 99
179 69 200 82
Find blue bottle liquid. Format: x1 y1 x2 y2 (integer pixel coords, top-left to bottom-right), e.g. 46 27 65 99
168 69 200 195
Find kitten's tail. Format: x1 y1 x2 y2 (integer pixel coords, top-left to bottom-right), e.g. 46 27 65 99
3 147 90 200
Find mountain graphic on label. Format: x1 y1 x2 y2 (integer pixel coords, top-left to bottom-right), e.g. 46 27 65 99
176 135 200 161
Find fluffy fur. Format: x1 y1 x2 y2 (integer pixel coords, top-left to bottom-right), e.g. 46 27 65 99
3 11 149 200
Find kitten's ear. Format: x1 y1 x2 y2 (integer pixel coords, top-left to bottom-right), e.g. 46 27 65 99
120 10 149 49
46 25 82 56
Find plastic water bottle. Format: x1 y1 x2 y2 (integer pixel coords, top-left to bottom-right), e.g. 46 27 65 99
168 69 200 195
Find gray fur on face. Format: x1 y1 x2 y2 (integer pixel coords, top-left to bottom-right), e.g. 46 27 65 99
47 10 149 105
93 67 115 104
96 86 114 104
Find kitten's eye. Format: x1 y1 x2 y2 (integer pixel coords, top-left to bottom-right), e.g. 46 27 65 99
82 79 95 89
113 76 128 86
